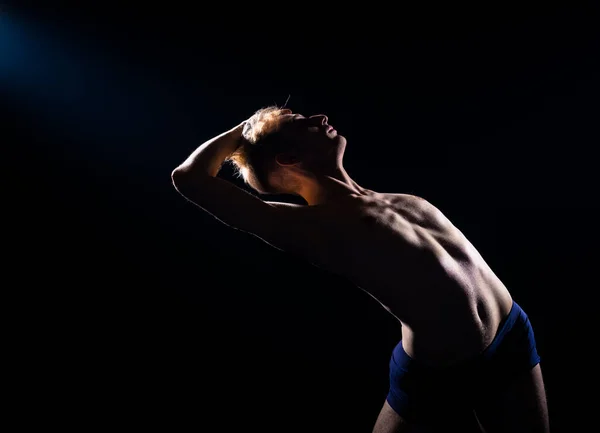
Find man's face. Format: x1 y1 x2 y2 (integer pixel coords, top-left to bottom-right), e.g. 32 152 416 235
274 113 346 169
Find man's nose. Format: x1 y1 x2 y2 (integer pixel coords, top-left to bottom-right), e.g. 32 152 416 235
310 115 328 125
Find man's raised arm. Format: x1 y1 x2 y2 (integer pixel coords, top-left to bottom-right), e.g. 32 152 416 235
172 121 245 180
170 121 312 253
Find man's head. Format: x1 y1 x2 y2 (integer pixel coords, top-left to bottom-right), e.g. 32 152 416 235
227 106 347 195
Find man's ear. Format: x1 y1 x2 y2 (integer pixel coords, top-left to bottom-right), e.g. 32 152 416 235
275 152 300 167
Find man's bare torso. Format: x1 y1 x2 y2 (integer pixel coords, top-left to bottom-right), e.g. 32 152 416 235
291 192 513 366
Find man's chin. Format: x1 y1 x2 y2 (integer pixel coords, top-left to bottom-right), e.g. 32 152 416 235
334 135 347 150
332 134 346 146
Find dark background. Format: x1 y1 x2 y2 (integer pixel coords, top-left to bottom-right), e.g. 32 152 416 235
4 2 598 431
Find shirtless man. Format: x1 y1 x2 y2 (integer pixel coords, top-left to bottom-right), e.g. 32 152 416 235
171 106 550 433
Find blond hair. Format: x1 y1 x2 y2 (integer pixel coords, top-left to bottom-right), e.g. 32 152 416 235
226 105 291 193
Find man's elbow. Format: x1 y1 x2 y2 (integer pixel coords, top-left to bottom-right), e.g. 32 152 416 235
171 167 182 184
171 167 209 192
171 167 192 192
171 166 182 178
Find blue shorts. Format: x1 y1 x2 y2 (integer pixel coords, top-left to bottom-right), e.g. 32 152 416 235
386 301 541 426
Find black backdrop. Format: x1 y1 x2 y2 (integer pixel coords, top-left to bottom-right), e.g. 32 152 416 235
5 2 599 431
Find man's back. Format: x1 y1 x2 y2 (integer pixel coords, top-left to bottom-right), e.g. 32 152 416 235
298 192 514 365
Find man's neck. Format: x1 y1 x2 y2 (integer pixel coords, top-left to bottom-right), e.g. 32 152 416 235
301 170 368 206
